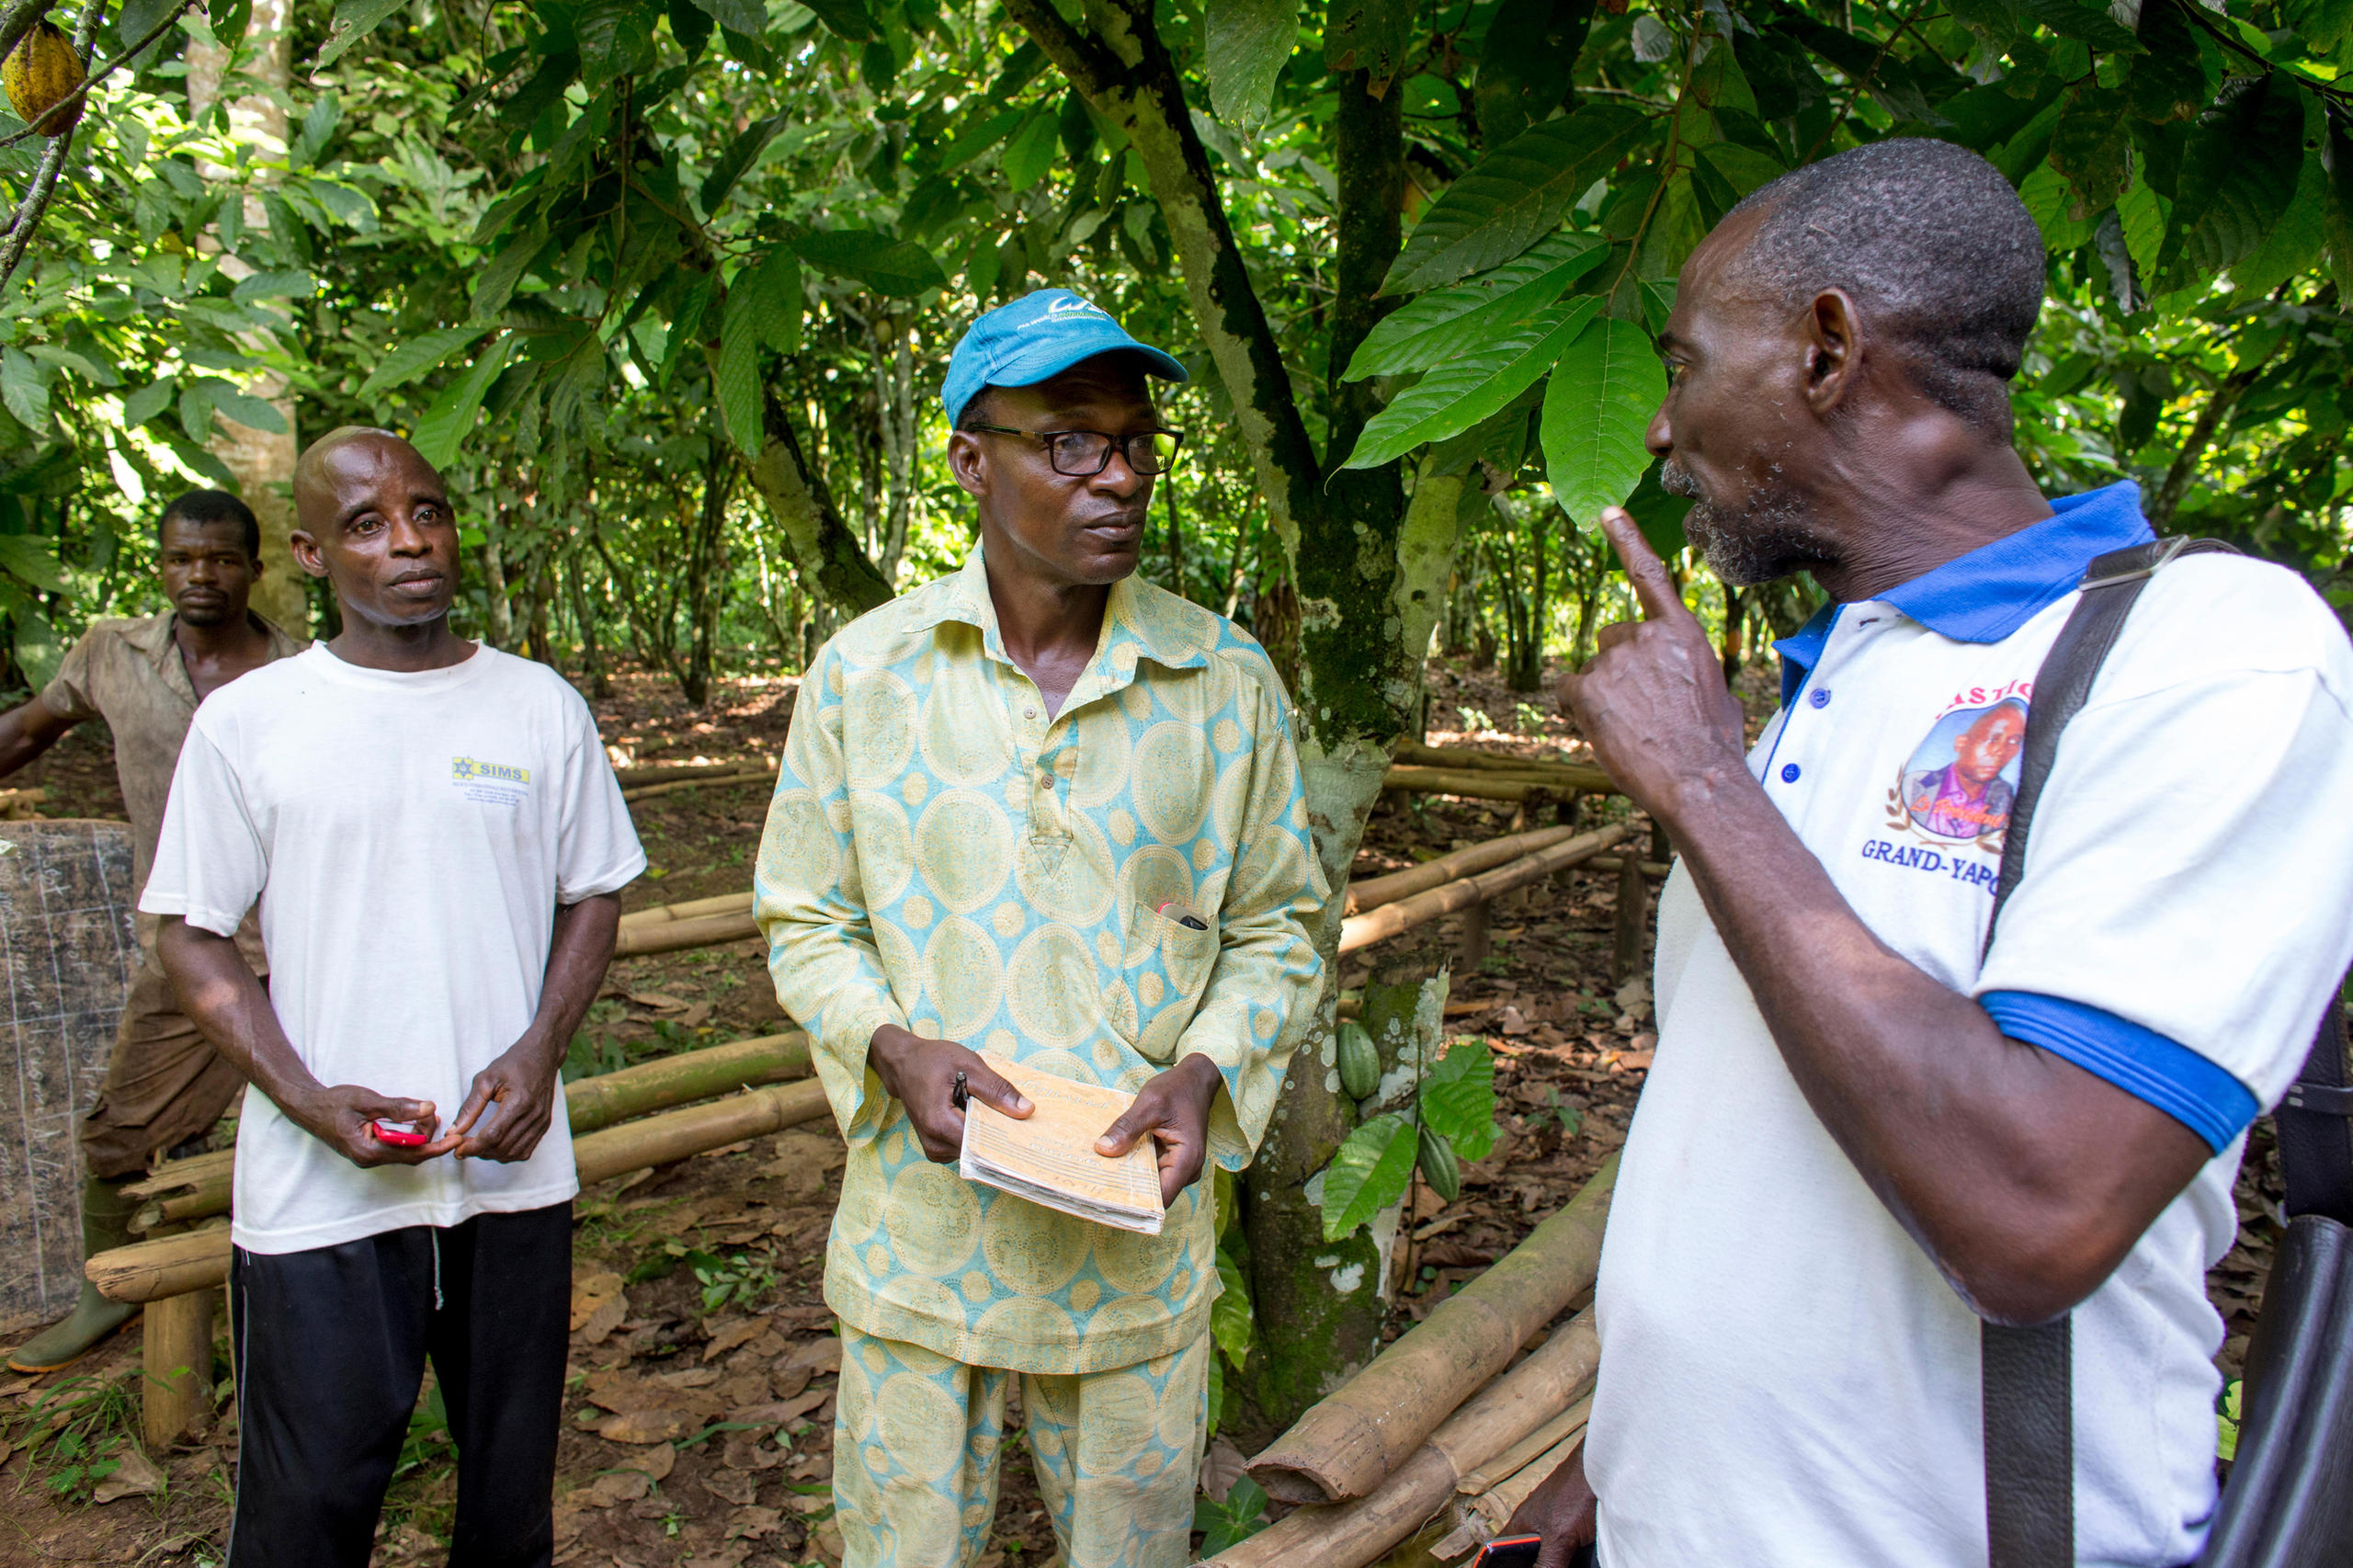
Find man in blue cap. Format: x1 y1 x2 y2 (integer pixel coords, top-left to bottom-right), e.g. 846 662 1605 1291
757 289 1326 1566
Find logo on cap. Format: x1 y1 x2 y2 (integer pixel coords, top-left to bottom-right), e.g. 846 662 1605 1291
1040 295 1111 324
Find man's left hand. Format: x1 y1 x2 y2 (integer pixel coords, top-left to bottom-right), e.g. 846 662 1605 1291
447 1037 563 1162
1558 506 1752 829
1095 1053 1223 1206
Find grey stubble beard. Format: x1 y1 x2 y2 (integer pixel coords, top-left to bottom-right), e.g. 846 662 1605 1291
1663 460 1836 588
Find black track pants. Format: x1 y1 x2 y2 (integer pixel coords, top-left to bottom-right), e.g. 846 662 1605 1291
226 1203 572 1568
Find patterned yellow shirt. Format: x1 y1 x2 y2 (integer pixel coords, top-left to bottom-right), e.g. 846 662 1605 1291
756 551 1325 1375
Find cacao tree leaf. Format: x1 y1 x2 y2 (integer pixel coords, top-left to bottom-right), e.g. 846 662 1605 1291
795 0 877 42
1340 297 1600 469
938 108 1022 173
0 350 49 434
229 268 317 303
1324 0 1413 79
2126 2 2222 121
2119 176 2167 280
122 376 178 426
2019 161 2100 255
2325 112 2353 305
1382 106 1649 295
357 326 491 399
1211 1245 1254 1367
1346 230 1606 380
210 388 288 433
313 0 410 68
715 301 762 458
1418 1040 1498 1162
2160 74 2307 290
2050 84 2133 220
1001 110 1061 193
0 534 68 595
792 230 946 297
411 335 514 470
1206 0 1298 126
1319 1112 1416 1242
2231 147 2328 297
1473 0 1595 146
700 115 780 216
686 0 767 33
2016 0 2143 51
1541 314 1666 528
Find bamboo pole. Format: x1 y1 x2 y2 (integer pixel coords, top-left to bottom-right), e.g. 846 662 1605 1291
142 1286 216 1448
1337 824 1631 957
96 1079 835 1302
1207 1310 1601 1566
621 767 779 802
1432 1415 1590 1562
1344 825 1583 915
1381 767 1549 803
1394 743 1611 787
1611 847 1648 985
613 907 763 958
614 757 777 789
129 1032 813 1233
618 891 756 930
1586 857 1671 879
1244 1157 1618 1506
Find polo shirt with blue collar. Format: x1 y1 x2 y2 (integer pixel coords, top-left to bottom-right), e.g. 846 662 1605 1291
1586 482 2353 1568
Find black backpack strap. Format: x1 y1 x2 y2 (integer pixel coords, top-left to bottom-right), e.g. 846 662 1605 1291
1980 536 2238 1568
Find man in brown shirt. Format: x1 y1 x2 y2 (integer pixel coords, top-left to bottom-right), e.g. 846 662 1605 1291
0 489 302 1370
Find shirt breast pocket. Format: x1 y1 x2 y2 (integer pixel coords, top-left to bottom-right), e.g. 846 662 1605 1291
1115 901 1219 1062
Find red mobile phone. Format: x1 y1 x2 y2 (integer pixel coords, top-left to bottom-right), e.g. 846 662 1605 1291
1470 1539 1543 1568
369 1119 430 1147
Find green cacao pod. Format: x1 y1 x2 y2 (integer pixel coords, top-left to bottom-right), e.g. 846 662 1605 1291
3 21 82 138
1336 1017 1379 1100
1417 1123 1461 1203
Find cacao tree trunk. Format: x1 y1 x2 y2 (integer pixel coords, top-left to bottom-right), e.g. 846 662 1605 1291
187 0 306 635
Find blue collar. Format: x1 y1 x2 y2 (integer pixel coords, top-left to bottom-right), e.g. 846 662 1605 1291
1773 481 2155 705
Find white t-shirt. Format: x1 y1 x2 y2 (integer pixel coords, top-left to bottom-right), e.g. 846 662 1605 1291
141 642 644 1254
1586 485 2353 1568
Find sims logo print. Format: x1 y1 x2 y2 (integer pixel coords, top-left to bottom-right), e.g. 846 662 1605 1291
452 756 531 807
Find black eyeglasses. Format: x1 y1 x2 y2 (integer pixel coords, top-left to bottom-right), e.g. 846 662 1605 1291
966 425 1187 477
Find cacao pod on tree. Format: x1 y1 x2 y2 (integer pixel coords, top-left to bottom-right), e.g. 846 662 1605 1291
4 21 83 138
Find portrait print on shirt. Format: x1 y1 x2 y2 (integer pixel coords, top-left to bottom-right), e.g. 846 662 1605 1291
1889 692 2029 849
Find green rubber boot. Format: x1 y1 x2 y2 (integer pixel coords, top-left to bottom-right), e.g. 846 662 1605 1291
7 1174 140 1373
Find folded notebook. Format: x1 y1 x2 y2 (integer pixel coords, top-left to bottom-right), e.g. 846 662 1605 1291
959 1057 1166 1235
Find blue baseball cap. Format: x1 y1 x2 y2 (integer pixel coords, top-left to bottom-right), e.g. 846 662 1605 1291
941 289 1187 426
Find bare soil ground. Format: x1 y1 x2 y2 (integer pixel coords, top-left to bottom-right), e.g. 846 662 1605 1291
0 655 2279 1566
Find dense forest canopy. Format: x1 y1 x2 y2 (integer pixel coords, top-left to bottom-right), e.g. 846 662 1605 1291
5 0 2350 1411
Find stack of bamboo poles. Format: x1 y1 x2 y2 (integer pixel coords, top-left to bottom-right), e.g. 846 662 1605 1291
1195 1158 1619 1567
611 746 1612 816
613 816 1640 965
619 761 780 802
1387 742 1617 804
92 1030 828 1446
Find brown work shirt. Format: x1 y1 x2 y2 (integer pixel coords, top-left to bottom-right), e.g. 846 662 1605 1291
42 609 305 967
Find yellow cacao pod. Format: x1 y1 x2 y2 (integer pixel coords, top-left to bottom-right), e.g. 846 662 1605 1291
4 21 83 138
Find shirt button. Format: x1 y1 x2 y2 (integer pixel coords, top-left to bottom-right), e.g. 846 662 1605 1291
1809 688 1831 709
1780 763 1802 783
1024 706 1038 720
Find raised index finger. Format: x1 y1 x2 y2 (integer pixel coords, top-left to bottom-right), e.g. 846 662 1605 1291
1598 506 1695 624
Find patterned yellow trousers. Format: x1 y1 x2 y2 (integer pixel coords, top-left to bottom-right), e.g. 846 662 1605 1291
832 1325 1211 1568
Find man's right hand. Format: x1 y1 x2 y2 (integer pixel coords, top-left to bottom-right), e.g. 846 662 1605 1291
867 1024 1033 1161
1499 1442 1598 1568
291 1085 460 1168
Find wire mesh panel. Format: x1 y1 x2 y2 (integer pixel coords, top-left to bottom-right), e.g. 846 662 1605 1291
0 820 136 1331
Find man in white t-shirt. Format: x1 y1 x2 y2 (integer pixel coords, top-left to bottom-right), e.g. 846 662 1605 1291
1506 142 2353 1565
142 427 644 1566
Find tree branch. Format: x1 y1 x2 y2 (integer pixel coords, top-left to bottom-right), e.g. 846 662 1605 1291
1003 0 1324 551
745 376 893 615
